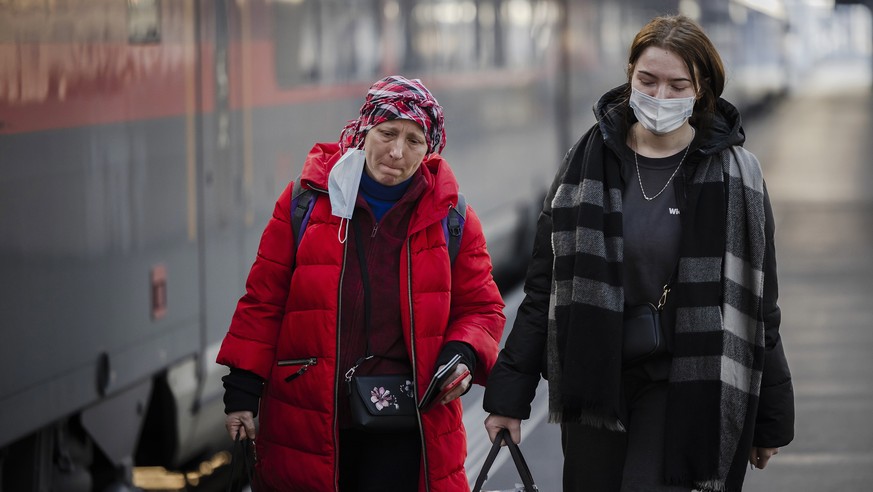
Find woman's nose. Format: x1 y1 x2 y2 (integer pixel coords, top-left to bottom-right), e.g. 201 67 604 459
388 139 403 159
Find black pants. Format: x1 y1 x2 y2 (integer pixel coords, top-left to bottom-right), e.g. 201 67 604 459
338 428 421 491
561 374 692 492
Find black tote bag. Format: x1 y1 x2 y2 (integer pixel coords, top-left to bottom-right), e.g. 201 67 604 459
225 431 256 492
472 429 539 492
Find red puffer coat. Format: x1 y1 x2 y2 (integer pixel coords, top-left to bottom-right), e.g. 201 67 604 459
216 142 506 491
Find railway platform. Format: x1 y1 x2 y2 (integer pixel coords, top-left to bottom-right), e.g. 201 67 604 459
460 57 873 492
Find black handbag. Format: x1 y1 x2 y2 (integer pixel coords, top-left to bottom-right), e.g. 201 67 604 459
345 219 418 432
622 275 674 366
622 302 665 366
472 429 538 492
225 431 256 492
347 373 417 432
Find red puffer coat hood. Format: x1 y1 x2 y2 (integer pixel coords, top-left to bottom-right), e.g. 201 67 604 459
217 142 505 491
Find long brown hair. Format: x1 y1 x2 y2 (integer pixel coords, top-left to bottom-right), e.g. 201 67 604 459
623 15 726 132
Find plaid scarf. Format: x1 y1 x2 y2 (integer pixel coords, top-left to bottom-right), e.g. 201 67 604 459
339 75 446 155
546 128 766 491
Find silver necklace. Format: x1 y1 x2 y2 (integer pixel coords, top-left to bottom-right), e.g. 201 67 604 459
633 128 695 201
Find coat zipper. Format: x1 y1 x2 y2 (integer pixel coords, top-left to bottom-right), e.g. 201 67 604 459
277 357 317 382
333 237 349 491
407 238 430 492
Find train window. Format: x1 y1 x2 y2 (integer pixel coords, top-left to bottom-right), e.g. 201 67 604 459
272 0 561 83
500 0 536 67
128 0 161 44
406 1 478 71
273 0 320 86
272 0 382 87
318 0 383 82
401 0 559 73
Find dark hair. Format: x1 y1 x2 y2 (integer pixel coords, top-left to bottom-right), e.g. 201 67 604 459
621 15 726 133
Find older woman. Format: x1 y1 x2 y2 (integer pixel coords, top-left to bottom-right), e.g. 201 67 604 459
217 76 505 491
484 15 793 492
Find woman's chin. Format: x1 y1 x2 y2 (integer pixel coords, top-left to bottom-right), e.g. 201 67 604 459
376 173 404 185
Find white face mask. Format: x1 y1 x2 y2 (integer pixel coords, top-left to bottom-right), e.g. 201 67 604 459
327 148 366 242
629 87 695 135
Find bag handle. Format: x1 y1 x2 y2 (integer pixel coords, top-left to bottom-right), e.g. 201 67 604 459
472 429 538 492
226 430 255 492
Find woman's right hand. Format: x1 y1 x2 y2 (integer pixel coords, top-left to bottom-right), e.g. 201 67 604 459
225 410 256 441
484 413 522 445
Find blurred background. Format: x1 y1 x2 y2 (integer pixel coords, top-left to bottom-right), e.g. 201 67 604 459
1 0 871 490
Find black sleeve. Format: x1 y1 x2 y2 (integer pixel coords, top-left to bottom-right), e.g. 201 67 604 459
482 146 574 419
222 367 265 417
753 183 795 447
436 341 478 396
437 341 478 377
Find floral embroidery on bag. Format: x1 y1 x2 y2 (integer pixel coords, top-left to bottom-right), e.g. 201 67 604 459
370 380 415 411
370 386 398 410
400 380 414 399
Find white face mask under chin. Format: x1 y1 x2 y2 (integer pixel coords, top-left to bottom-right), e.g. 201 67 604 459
327 148 366 243
629 87 695 135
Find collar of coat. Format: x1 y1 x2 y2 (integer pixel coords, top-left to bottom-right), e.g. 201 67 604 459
297 142 461 237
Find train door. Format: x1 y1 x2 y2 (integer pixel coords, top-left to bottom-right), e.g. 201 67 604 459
171 0 246 463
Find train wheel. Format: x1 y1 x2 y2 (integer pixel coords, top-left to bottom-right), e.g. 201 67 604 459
1 420 93 492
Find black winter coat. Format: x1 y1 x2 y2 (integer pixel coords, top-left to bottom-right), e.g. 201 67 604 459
483 86 794 452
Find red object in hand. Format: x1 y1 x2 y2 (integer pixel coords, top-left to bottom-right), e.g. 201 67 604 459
419 354 468 412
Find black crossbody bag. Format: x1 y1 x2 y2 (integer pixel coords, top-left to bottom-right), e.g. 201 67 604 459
344 219 418 432
622 264 676 367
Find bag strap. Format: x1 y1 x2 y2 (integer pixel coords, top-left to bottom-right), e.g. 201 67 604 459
291 175 466 268
351 218 373 359
444 192 467 265
290 174 316 248
657 255 681 311
472 429 538 492
226 431 255 492
343 218 377 381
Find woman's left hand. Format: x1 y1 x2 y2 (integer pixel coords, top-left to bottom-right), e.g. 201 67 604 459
439 363 472 405
749 446 779 469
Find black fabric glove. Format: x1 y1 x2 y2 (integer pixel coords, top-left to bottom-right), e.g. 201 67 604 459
436 341 477 395
222 368 265 417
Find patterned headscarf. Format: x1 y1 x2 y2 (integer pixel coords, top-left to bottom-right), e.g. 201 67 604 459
339 75 446 155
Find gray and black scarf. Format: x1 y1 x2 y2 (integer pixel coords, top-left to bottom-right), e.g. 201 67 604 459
546 127 766 491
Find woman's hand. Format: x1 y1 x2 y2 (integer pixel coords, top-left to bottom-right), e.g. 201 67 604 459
439 363 472 405
226 410 256 441
484 413 522 445
749 446 779 469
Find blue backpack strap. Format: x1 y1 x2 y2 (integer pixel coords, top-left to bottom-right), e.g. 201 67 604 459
290 174 316 250
443 192 467 266
293 180 462 263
